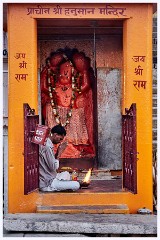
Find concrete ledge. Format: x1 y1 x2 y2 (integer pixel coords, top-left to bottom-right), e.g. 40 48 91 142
4 213 157 235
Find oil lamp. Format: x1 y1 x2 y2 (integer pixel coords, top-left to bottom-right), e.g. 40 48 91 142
80 168 92 188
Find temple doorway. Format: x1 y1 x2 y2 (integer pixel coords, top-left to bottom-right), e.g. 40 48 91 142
37 19 123 172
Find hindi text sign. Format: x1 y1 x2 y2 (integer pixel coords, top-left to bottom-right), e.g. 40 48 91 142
32 125 50 145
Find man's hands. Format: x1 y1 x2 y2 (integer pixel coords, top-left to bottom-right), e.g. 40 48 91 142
56 141 68 159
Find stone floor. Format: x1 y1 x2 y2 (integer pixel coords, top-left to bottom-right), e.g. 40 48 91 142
76 169 123 192
44 169 123 193
79 178 122 193
39 178 123 194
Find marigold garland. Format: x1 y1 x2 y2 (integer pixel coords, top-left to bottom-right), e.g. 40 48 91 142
47 55 82 127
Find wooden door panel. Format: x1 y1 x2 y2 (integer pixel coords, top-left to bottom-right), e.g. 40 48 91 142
24 103 39 195
122 103 137 194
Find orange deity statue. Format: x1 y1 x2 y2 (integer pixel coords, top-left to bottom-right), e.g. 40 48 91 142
40 49 95 158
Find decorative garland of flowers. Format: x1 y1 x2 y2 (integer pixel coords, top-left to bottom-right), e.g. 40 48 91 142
47 54 82 127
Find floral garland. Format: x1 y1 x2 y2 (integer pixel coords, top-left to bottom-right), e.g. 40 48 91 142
47 55 82 127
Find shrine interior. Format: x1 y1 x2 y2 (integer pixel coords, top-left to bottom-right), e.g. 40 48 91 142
37 19 123 192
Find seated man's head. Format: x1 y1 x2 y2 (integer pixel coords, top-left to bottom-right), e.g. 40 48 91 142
50 125 66 144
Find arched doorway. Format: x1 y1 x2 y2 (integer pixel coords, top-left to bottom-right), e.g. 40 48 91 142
38 19 123 171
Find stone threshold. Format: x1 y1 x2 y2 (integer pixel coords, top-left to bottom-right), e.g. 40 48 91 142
4 213 157 235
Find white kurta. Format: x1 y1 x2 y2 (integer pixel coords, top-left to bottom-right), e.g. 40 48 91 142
39 138 80 191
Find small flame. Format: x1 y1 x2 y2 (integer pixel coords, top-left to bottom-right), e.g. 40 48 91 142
83 168 92 183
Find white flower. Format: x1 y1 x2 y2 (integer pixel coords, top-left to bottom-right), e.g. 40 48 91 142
55 117 60 124
68 111 72 117
52 108 57 115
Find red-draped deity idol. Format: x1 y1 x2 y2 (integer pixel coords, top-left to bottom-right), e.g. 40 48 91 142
40 49 95 159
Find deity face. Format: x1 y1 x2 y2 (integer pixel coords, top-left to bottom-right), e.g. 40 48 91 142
56 87 72 107
59 61 72 85
50 53 63 67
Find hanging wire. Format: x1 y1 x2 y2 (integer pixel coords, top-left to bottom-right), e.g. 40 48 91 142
93 27 96 77
90 20 97 78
